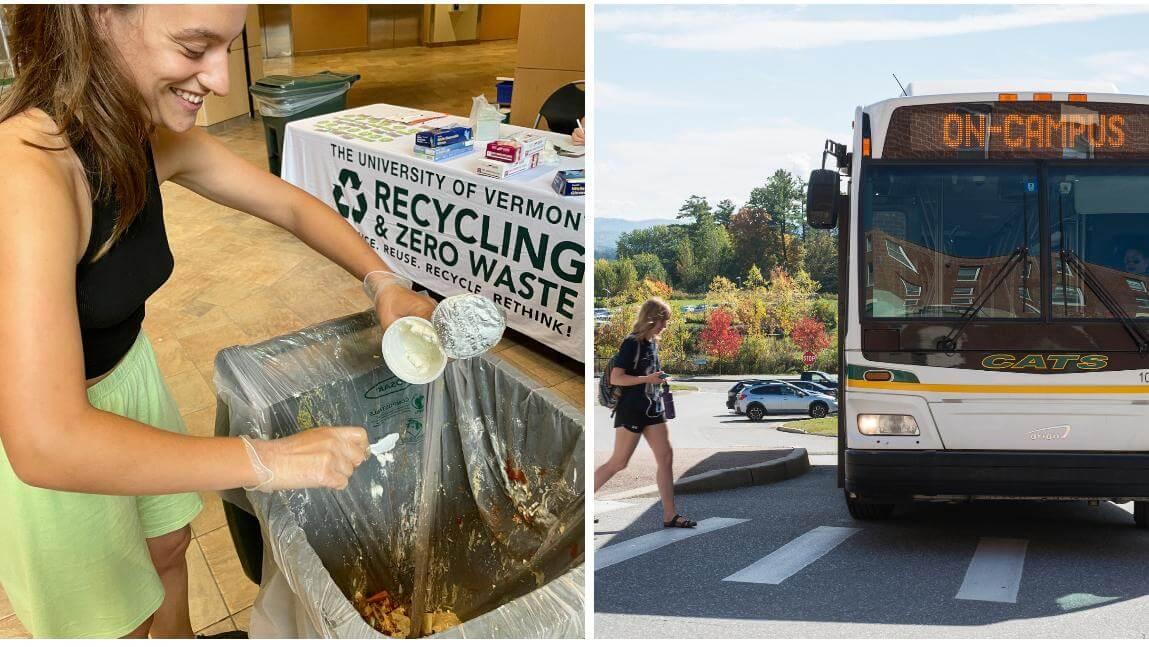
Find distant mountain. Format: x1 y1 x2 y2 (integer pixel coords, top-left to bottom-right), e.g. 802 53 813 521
595 217 678 259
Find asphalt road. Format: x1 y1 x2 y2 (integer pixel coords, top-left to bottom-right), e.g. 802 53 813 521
593 389 838 453
594 466 1149 639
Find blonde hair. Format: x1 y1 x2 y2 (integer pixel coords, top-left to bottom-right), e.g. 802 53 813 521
630 297 671 341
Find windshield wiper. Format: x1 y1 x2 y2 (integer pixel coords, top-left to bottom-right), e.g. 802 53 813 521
936 246 1029 352
1060 250 1149 353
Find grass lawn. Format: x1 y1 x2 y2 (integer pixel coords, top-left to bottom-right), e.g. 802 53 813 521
670 298 706 310
669 383 699 392
784 416 838 436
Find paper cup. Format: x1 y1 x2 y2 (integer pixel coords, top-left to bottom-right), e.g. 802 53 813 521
381 316 448 384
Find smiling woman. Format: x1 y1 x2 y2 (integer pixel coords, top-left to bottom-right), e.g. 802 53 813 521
0 4 437 639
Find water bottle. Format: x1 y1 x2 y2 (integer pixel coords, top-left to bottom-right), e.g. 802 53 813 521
661 382 676 420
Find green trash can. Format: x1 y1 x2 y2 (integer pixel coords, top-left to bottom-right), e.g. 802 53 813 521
250 71 360 176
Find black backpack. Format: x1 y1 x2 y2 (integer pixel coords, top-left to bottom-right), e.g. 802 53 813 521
598 335 641 409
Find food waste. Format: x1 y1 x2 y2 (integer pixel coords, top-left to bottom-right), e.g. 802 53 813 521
352 589 461 638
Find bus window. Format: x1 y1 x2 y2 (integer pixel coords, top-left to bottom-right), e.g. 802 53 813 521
862 165 1041 319
1049 167 1149 319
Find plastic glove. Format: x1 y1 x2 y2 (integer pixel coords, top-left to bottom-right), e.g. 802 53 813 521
240 426 368 492
363 270 436 330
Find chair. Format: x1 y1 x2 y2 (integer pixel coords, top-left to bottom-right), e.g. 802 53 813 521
533 80 585 135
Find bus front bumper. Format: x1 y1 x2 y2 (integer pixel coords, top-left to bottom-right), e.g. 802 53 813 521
845 449 1149 500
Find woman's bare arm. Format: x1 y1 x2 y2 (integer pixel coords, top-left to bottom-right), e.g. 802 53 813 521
0 145 263 495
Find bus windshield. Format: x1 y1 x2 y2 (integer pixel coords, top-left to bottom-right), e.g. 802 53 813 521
862 165 1041 319
1049 167 1149 319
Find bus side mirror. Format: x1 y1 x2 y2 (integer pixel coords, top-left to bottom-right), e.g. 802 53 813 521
806 169 841 230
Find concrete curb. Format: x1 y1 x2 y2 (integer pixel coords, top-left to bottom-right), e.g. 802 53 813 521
598 448 811 500
777 424 811 435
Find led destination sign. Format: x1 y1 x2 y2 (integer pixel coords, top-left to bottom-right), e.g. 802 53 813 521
883 102 1149 160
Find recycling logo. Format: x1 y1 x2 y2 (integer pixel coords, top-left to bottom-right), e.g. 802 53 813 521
332 168 368 223
402 418 424 444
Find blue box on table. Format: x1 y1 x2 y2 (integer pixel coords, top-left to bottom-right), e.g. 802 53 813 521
415 124 472 148
551 169 585 196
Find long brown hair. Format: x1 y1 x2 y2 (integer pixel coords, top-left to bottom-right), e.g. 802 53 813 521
631 297 671 342
1 5 151 260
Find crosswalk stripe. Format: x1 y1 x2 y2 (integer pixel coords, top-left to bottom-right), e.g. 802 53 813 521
722 526 860 584
594 517 749 571
956 537 1028 603
594 499 637 515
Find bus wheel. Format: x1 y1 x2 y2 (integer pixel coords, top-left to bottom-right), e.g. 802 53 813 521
1135 501 1149 528
747 404 766 421
845 491 894 520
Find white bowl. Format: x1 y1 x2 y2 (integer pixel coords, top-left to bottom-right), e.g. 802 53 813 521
381 316 448 384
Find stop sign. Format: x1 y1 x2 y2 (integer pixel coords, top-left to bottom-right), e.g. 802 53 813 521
802 351 816 366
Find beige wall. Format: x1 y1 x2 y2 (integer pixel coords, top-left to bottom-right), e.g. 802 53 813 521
196 8 264 127
424 4 480 45
291 5 369 55
478 4 521 42
509 5 584 128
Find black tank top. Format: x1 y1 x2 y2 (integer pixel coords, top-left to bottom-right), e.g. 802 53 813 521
76 145 174 378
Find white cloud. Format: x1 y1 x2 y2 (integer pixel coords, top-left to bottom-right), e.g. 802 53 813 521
1085 50 1149 86
595 80 698 111
597 5 1149 52
595 122 849 221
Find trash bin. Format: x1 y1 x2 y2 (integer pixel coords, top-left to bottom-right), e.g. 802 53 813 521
250 71 360 176
212 310 584 638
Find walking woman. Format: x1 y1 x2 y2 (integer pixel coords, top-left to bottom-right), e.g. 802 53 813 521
594 298 697 529
0 5 435 638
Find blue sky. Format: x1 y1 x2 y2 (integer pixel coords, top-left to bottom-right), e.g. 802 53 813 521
595 4 1149 221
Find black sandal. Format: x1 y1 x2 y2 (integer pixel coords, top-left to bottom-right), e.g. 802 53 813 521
663 514 697 529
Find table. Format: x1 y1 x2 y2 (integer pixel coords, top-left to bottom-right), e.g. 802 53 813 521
281 104 586 360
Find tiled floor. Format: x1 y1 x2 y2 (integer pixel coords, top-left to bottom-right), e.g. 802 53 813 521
1 41 584 638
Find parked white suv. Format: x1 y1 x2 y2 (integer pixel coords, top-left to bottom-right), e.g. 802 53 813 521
735 381 838 420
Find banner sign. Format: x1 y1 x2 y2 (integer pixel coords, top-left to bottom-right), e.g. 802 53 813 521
281 106 585 360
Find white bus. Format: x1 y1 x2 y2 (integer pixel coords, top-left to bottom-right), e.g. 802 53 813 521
806 83 1149 525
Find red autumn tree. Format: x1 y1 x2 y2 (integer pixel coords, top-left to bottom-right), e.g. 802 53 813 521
699 308 742 360
790 316 831 355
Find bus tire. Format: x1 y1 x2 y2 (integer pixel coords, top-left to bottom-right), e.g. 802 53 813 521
810 402 829 418
747 404 766 421
1135 501 1149 528
845 492 895 520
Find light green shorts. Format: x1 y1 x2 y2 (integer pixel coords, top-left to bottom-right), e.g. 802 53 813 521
0 332 203 638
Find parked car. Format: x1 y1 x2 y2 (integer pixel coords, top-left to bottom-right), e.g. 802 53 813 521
735 381 838 420
781 379 837 396
800 370 839 390
726 379 767 409
594 308 611 321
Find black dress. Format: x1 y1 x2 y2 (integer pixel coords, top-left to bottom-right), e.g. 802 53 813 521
612 335 666 433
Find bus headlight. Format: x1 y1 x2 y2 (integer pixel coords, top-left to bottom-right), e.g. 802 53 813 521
857 414 919 436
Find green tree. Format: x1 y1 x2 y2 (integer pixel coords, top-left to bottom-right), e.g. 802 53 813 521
675 237 701 291
691 211 734 291
714 199 737 228
630 253 668 284
804 229 839 294
613 258 638 300
676 195 712 223
744 170 808 274
594 258 617 299
616 225 683 265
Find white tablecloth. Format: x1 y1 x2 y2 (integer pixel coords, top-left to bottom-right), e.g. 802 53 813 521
281 103 585 360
